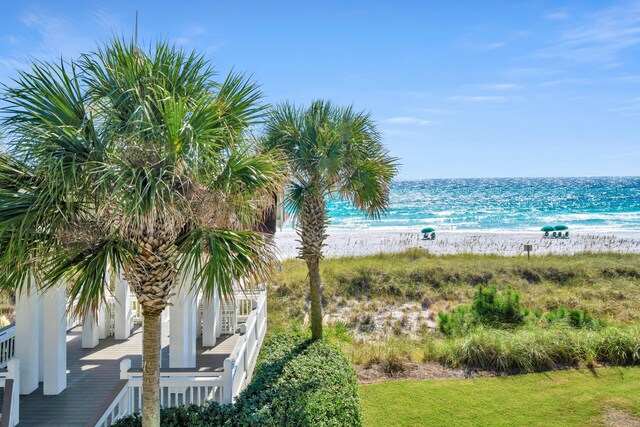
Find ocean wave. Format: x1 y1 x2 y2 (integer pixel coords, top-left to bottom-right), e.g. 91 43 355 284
319 177 640 232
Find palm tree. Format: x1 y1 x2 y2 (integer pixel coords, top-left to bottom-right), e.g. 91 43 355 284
264 100 398 341
0 39 283 426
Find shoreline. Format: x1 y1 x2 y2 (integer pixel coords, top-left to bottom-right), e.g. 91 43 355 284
274 228 640 259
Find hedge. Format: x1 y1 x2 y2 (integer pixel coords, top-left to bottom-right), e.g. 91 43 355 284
114 333 362 426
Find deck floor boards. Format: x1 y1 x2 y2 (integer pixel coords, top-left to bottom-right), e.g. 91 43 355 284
17 326 237 427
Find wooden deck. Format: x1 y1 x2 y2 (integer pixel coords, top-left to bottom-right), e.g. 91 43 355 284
16 326 238 427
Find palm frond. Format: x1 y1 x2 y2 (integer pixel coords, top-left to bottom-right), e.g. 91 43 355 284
175 227 276 300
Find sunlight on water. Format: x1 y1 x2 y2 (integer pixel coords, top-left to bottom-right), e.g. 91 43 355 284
321 177 640 231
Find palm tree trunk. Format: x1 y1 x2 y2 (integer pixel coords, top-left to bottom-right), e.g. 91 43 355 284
305 257 323 340
298 192 328 341
142 311 161 427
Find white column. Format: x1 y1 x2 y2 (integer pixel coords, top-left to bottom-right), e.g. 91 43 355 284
98 301 109 339
43 285 67 395
214 291 221 339
202 294 217 347
39 302 44 383
169 285 196 368
195 292 203 339
114 271 131 340
82 312 100 348
15 286 42 395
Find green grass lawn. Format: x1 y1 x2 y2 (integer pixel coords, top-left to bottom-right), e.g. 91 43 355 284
360 367 640 427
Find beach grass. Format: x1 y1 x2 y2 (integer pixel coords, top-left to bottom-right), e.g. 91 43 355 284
359 366 640 426
269 250 640 371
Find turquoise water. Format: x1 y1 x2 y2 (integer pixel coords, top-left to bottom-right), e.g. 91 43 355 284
323 177 640 232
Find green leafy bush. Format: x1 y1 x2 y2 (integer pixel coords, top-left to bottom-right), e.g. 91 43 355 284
233 333 362 426
542 306 604 329
114 334 362 427
439 285 603 335
439 285 528 334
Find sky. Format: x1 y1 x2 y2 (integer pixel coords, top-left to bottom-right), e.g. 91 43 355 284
0 1 639 180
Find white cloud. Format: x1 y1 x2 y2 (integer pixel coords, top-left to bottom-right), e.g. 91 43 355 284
477 83 522 90
505 67 561 78
20 8 92 59
175 24 209 45
416 108 458 115
538 78 592 87
465 41 507 52
381 117 434 126
545 12 569 21
0 58 27 70
610 74 640 82
607 97 640 115
5 35 19 45
538 1 640 64
448 95 513 102
90 9 121 31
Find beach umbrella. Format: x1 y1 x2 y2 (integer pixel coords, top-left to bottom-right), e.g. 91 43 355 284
421 227 435 233
541 226 555 232
554 225 569 231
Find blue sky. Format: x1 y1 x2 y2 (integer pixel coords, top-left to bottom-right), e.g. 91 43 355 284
1 1 639 179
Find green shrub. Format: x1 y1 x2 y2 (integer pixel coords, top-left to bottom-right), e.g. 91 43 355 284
111 401 233 427
233 333 362 426
114 334 362 427
472 285 525 326
439 286 604 335
542 306 604 329
439 285 528 334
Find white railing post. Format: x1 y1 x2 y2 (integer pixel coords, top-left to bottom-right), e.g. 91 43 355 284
7 358 20 427
222 358 233 404
120 358 131 418
120 358 131 380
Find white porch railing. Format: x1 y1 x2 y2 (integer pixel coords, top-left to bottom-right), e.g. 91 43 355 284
223 289 267 402
0 359 20 427
91 288 268 427
105 293 142 337
0 325 15 370
236 289 262 323
220 299 237 335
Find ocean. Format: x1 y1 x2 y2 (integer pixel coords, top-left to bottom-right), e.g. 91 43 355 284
323 177 640 232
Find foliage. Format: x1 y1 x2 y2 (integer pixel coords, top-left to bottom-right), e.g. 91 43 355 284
0 37 284 426
112 402 233 427
438 285 528 334
264 100 398 340
267 251 640 373
114 334 362 427
543 306 604 329
264 100 398 222
0 37 283 312
269 251 640 331
438 285 605 336
232 333 362 426
360 367 640 427
435 325 640 372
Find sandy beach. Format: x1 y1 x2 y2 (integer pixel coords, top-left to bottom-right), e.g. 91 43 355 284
274 228 640 259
